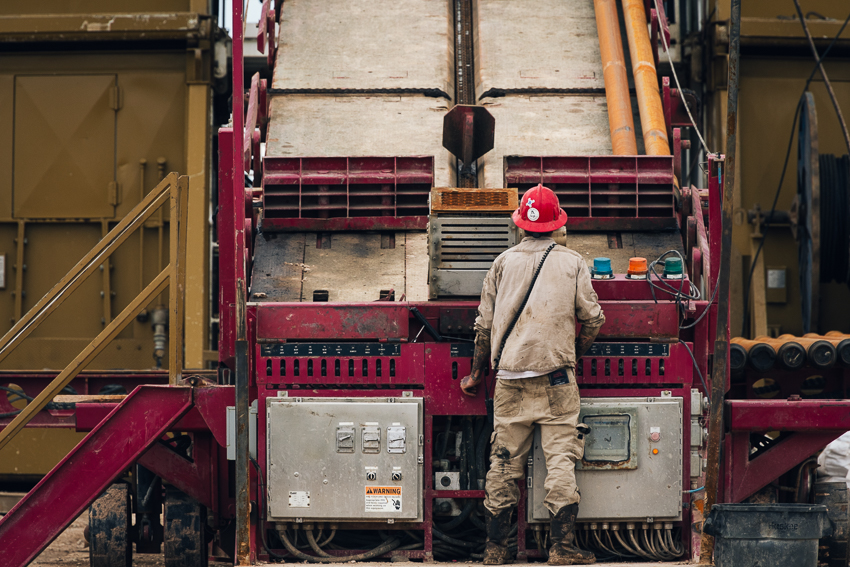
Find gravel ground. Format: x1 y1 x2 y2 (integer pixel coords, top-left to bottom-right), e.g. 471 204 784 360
29 514 688 566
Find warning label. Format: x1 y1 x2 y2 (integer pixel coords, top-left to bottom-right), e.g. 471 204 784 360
365 486 402 513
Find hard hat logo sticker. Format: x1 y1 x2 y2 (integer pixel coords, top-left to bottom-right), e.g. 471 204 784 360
527 207 540 222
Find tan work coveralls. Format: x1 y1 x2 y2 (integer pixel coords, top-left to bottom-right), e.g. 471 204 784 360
474 237 605 515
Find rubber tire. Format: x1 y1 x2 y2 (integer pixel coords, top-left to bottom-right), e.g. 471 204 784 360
164 486 208 567
89 483 132 567
815 481 849 567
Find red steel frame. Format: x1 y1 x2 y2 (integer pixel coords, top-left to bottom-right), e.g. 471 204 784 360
3 1 850 566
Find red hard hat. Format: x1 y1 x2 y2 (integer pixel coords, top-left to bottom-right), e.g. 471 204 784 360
512 184 568 232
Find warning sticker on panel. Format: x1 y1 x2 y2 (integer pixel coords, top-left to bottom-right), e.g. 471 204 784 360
365 486 402 513
289 491 310 508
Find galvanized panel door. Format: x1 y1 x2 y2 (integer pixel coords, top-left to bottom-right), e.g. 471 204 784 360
13 74 117 219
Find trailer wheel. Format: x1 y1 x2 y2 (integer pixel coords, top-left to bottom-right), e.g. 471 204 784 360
89 483 132 567
164 486 209 567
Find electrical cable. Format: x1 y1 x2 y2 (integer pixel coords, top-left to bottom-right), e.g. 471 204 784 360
475 408 493 490
318 529 336 547
305 530 333 558
645 250 701 303
680 340 710 405
279 530 401 563
435 501 475 531
667 528 685 555
0 385 79 418
613 528 643 557
742 9 850 336
431 526 483 549
793 0 850 156
249 457 288 562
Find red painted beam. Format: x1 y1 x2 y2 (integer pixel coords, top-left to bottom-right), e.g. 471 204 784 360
261 216 428 232
723 430 841 503
138 434 215 511
75 405 210 433
0 385 194 567
256 303 410 340
727 399 850 432
595 300 679 338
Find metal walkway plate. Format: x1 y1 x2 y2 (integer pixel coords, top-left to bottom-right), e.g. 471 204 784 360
273 0 454 97
478 95 646 188
265 94 455 188
474 0 605 98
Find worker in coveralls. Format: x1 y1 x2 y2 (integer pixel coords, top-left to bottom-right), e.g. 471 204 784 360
461 184 605 565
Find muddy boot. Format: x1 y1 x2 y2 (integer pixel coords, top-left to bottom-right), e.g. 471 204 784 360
483 508 514 565
548 504 595 565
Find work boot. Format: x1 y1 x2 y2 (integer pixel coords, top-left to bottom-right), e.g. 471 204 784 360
483 508 514 565
548 504 595 565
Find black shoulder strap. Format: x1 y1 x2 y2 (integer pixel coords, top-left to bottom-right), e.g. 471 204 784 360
492 243 556 370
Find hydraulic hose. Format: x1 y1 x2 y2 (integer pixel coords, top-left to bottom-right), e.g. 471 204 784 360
469 509 486 530
438 416 453 460
318 529 336 547
305 530 332 557
475 403 494 489
460 418 473 489
610 529 640 558
435 501 475 531
278 530 401 563
432 526 484 549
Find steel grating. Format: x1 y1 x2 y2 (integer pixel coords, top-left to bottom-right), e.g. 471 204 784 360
504 155 676 230
263 156 433 220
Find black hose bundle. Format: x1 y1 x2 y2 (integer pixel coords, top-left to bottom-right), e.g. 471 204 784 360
0 385 78 418
459 417 474 489
278 530 402 563
476 400 494 490
819 154 850 284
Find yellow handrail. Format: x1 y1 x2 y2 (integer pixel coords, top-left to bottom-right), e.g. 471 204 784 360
0 173 189 452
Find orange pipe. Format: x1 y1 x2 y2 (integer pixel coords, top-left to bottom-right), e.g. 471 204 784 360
594 0 638 155
621 0 670 156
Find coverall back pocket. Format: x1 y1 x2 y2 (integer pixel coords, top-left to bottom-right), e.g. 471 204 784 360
494 380 522 418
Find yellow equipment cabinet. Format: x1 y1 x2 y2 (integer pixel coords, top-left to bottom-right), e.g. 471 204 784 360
0 0 224 481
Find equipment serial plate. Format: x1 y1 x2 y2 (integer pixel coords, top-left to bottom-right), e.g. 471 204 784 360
585 343 670 357
450 344 475 357
261 343 402 357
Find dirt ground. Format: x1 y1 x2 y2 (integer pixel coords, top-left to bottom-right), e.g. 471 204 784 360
29 513 231 567
29 514 688 566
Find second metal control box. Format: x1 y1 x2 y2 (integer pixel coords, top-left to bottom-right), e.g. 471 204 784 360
528 396 683 522
266 396 423 522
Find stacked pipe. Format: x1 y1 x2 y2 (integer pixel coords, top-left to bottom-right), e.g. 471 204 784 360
593 0 669 157
730 332 850 372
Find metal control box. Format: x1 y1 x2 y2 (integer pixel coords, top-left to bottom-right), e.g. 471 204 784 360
528 397 682 522
266 396 423 522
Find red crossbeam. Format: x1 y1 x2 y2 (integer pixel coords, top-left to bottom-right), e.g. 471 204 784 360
727 399 850 431
0 385 194 567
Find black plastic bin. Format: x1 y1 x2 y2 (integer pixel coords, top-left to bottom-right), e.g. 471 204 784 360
703 504 832 567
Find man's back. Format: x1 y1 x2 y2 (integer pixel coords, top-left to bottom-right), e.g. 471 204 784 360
475 236 605 374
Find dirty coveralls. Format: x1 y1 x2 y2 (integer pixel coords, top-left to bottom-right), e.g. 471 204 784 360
475 237 605 515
